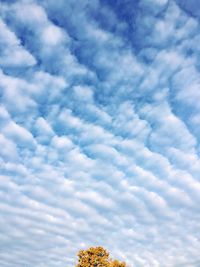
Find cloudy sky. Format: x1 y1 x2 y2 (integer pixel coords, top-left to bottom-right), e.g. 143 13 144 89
0 0 200 266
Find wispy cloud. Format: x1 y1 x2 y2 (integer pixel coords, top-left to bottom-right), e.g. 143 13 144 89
0 0 200 266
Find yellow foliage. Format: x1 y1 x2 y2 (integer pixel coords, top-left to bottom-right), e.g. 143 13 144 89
110 259 126 267
76 246 126 267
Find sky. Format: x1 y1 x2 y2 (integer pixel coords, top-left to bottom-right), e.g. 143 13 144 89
0 0 200 266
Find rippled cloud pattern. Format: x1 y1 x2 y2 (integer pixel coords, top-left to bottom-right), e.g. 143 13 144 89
0 0 200 266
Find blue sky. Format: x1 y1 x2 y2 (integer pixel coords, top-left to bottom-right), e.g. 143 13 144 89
0 0 200 266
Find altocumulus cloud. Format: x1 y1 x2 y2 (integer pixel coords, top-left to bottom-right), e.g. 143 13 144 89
0 0 200 266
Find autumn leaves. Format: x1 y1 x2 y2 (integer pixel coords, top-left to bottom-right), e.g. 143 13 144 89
76 246 126 267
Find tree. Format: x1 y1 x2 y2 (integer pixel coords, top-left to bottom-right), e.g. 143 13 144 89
110 259 126 267
76 246 126 267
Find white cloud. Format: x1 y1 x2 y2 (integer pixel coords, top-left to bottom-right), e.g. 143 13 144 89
3 121 36 148
0 134 19 161
35 117 54 136
0 19 36 67
41 25 65 46
51 136 74 151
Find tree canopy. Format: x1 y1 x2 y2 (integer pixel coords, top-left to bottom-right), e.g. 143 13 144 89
76 246 126 267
